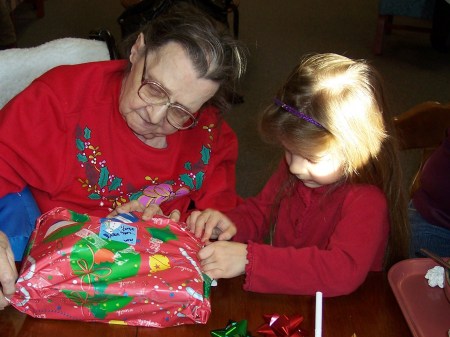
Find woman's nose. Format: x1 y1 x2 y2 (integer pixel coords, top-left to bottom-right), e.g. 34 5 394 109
146 104 168 124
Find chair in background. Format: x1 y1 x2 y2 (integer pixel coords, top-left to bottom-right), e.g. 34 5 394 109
7 0 44 18
373 0 436 55
0 29 118 108
29 0 44 17
393 101 450 196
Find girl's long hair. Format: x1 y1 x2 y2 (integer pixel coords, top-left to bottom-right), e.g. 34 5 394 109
259 53 409 269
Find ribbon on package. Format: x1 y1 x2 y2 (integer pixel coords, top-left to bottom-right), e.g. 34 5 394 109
211 320 252 337
257 314 307 337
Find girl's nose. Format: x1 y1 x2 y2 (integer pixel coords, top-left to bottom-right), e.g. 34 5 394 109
288 155 308 175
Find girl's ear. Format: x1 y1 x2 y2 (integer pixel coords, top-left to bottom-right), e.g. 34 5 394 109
129 33 145 64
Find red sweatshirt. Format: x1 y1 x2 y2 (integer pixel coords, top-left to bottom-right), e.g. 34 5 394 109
0 60 240 219
227 160 389 297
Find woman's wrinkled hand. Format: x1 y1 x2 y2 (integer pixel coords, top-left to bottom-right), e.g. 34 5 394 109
108 200 181 222
0 231 18 310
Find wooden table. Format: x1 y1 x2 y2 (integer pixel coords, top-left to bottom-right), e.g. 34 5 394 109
1 272 412 337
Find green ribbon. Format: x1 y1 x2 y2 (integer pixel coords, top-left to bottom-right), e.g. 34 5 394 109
210 320 251 337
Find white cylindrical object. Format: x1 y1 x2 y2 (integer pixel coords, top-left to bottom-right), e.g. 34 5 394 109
315 291 323 337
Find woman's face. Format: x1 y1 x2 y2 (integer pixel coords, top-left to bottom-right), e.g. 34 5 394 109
119 34 220 148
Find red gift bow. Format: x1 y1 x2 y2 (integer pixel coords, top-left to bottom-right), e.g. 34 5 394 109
257 314 307 337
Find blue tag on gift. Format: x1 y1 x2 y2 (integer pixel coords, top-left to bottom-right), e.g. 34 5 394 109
99 213 138 245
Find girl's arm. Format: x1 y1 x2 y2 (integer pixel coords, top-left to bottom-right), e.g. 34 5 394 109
242 186 389 297
226 159 289 243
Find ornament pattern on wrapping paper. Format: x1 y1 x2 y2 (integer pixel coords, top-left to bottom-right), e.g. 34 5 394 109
61 289 106 318
69 235 141 293
72 244 113 287
75 122 217 209
61 289 134 319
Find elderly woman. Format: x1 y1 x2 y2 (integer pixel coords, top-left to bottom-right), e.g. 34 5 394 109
0 3 246 309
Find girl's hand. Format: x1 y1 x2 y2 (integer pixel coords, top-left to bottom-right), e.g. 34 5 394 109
187 209 236 243
108 200 181 222
198 241 248 279
0 231 17 310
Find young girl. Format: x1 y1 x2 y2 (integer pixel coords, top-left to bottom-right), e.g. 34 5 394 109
188 53 409 297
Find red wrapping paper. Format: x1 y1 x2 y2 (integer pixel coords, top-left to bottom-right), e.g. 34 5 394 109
10 207 211 327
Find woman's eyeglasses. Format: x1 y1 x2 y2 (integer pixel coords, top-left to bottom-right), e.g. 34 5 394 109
138 49 198 130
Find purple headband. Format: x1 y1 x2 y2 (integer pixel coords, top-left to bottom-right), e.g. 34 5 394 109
274 98 325 129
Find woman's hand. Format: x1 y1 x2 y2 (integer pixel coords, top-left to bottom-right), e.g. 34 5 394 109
0 231 17 310
187 209 236 243
108 200 181 222
198 241 247 279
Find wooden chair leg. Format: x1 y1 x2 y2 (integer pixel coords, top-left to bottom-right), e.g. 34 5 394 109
36 0 44 18
373 15 388 55
30 0 44 18
385 15 393 34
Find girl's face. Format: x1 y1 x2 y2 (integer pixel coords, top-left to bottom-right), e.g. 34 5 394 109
284 146 344 188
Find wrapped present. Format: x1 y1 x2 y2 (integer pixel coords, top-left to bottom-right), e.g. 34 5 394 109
10 207 212 328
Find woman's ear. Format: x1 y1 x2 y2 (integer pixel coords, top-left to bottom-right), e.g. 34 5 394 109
129 33 145 64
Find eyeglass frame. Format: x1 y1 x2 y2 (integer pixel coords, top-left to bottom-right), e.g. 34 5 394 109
137 48 198 130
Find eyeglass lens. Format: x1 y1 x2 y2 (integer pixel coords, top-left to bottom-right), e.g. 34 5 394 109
138 82 196 129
